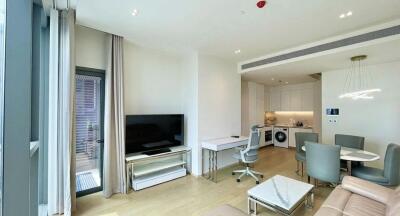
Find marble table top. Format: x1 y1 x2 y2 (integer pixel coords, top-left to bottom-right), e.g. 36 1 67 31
248 175 314 212
301 145 380 162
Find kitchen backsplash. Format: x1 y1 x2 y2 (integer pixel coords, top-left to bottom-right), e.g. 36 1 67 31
265 111 314 127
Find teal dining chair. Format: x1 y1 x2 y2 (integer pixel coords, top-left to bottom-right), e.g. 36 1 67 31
335 134 365 149
335 134 365 169
351 143 400 186
295 132 318 176
305 142 341 185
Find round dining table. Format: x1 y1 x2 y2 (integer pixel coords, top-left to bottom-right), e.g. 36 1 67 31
301 145 380 175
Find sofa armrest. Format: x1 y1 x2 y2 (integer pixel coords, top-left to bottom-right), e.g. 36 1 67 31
341 176 393 204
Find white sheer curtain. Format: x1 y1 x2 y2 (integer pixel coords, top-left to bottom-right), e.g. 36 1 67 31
48 9 76 215
103 35 127 198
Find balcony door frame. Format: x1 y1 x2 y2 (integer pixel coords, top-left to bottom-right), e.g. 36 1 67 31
75 67 105 197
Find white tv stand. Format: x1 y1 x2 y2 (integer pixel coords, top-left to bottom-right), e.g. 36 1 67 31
125 146 191 192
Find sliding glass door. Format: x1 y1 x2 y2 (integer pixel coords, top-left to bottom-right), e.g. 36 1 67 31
75 68 105 196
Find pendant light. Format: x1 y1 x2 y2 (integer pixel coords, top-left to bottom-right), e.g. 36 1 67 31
339 55 381 100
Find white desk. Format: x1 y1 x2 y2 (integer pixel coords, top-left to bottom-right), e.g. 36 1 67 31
201 136 248 182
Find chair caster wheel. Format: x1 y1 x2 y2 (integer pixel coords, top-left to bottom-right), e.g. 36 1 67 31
256 181 260 184
260 175 264 178
236 179 240 183
232 172 235 175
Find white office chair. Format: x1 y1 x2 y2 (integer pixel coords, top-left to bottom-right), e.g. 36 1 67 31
232 125 264 184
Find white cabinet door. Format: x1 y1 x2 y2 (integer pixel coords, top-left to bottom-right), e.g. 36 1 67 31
259 130 266 147
281 90 291 111
301 88 314 111
256 84 265 125
290 90 302 111
248 82 257 126
269 88 281 111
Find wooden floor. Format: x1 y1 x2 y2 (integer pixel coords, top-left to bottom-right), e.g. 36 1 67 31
75 146 333 216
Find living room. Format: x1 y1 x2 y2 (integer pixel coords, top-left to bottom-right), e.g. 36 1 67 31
1 0 400 216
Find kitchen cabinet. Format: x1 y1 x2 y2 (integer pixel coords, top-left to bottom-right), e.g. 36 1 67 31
280 90 291 111
289 127 314 147
269 88 281 111
301 88 314 111
290 90 302 111
268 83 315 112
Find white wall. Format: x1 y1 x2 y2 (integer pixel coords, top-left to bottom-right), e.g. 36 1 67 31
195 54 241 175
75 25 242 176
322 61 400 168
123 41 184 115
181 52 199 174
75 25 109 70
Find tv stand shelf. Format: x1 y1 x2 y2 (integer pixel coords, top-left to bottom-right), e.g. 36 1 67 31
125 146 191 192
132 159 186 177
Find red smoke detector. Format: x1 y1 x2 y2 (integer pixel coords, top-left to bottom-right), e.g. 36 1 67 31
256 0 267 8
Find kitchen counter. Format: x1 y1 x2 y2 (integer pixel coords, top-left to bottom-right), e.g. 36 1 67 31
270 124 313 129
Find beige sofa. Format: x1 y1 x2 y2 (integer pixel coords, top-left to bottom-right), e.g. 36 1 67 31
316 176 400 216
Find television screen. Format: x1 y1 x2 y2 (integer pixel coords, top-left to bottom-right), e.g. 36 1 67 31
125 114 184 154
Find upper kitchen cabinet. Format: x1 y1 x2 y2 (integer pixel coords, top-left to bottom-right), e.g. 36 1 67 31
269 87 281 111
267 82 315 112
301 87 314 111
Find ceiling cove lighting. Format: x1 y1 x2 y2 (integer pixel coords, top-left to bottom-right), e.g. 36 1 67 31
339 55 382 100
274 111 314 115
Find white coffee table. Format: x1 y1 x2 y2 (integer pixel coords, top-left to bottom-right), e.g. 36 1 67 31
247 175 314 215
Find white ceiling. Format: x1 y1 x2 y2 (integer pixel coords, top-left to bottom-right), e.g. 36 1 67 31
76 0 400 61
241 38 400 86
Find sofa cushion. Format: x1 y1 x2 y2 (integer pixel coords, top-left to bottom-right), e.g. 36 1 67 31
341 176 393 204
343 194 386 216
202 204 247 216
386 188 400 216
321 186 352 212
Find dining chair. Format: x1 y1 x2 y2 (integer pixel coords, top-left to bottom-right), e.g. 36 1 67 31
305 142 341 185
351 143 400 186
335 134 365 149
335 134 365 169
295 132 318 176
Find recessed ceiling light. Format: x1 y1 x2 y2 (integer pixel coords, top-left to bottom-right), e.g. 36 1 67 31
234 49 241 54
285 81 289 84
339 11 353 19
131 9 139 16
347 11 353 16
271 78 275 81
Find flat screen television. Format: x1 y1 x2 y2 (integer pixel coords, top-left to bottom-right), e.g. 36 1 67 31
125 114 184 155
